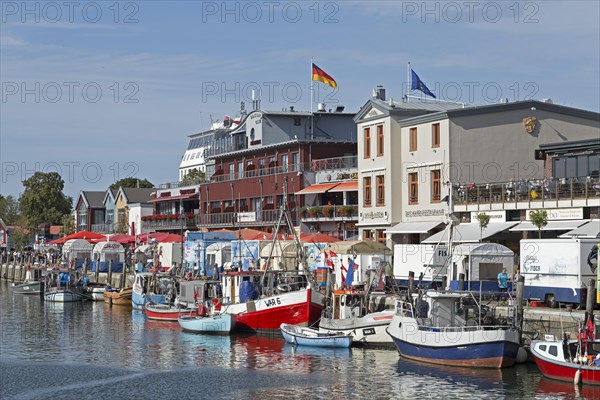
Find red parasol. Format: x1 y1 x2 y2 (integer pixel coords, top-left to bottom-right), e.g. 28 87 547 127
48 230 106 245
299 233 338 244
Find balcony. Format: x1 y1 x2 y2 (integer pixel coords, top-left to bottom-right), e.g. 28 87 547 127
142 214 198 231
195 209 298 228
208 162 311 184
91 223 115 234
298 204 359 221
452 177 600 212
311 155 358 171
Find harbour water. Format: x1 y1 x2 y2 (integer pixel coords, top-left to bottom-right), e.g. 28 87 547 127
0 283 596 400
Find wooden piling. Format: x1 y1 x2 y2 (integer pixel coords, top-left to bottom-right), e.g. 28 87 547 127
95 258 100 282
83 257 88 277
516 275 525 345
108 260 113 287
586 278 595 316
458 273 465 291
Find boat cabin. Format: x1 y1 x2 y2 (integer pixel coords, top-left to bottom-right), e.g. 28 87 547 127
533 339 600 365
328 290 397 319
178 279 221 307
220 270 310 305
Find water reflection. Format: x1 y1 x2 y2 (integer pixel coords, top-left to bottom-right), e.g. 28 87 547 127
536 377 600 399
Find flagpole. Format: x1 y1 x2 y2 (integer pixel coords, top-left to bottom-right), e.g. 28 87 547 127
407 61 411 103
310 57 314 139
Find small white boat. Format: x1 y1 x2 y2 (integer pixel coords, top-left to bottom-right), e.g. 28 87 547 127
44 288 86 302
11 280 42 295
178 313 233 334
280 323 352 348
83 282 108 301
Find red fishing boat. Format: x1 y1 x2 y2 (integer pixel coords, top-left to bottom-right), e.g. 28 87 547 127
144 302 197 321
531 315 600 385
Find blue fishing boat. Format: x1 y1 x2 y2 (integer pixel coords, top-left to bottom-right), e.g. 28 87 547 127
280 323 352 348
386 291 520 368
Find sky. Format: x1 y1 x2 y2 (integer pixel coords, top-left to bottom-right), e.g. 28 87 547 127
1 1 599 201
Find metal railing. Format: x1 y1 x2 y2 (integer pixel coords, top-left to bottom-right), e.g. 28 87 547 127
299 204 359 220
453 177 600 206
90 223 115 234
311 155 358 171
195 209 297 228
207 162 311 184
142 218 197 231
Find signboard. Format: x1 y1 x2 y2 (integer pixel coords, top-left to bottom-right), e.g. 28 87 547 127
526 208 583 221
237 212 256 223
470 211 506 223
305 243 327 272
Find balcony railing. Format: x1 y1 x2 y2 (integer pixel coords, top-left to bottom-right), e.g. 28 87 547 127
452 177 600 206
142 218 197 231
195 209 297 228
299 204 359 220
91 223 115 234
208 162 311 184
311 155 358 172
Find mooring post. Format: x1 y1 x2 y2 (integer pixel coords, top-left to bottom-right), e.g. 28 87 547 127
516 275 525 345
108 260 113 287
408 271 414 300
458 273 465 291
83 257 88 278
95 258 100 282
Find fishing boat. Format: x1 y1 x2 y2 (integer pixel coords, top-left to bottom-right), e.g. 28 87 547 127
280 323 352 348
386 291 520 368
43 270 86 303
144 302 196 321
82 280 108 301
104 287 133 306
531 315 600 385
11 266 44 294
319 262 399 346
131 271 174 310
178 313 234 334
220 270 324 333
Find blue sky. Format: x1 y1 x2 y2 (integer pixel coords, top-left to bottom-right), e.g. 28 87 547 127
1 1 599 200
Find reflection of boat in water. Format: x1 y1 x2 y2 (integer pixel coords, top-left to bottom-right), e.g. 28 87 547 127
395 357 507 391
536 376 600 398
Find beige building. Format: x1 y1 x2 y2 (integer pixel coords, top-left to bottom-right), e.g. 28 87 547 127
355 94 600 248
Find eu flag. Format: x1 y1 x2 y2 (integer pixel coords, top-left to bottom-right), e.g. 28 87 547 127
411 69 436 98
344 258 355 287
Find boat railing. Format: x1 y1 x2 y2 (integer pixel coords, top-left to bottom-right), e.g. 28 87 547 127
416 324 516 332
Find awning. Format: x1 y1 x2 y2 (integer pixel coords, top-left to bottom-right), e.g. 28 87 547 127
509 220 588 232
327 181 358 193
150 193 198 202
422 222 518 244
295 183 339 195
385 221 443 234
559 220 600 238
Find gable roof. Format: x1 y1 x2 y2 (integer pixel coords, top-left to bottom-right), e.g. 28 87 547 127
76 190 106 210
118 187 155 204
103 188 118 205
354 97 462 124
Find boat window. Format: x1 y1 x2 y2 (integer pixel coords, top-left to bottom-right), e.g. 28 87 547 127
549 345 558 357
539 344 547 352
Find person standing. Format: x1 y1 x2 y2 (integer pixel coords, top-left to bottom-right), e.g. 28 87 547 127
497 268 508 301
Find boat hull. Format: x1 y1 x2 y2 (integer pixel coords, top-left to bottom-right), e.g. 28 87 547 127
145 304 196 321
104 288 133 306
223 288 324 333
281 324 352 348
531 340 600 385
178 314 233 334
387 315 520 368
319 311 395 346
11 281 42 295
44 290 85 303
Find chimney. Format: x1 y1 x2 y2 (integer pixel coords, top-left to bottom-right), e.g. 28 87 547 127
376 85 385 101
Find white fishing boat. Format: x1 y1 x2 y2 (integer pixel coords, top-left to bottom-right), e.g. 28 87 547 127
11 267 44 294
43 270 87 303
280 323 352 348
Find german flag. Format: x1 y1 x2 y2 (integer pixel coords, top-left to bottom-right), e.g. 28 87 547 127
312 63 337 88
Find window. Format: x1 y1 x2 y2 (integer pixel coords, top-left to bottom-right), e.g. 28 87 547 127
431 169 441 202
432 123 440 148
376 175 385 206
281 154 289 172
364 127 371 158
549 346 558 357
376 229 386 244
377 125 384 156
258 158 265 175
293 117 301 126
292 152 299 171
78 209 86 231
228 164 235 180
409 127 417 151
409 172 418 204
363 177 372 207
268 156 276 172
237 162 244 179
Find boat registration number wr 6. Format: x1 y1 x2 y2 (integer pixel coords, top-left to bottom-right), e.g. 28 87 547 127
264 297 282 307
362 328 376 336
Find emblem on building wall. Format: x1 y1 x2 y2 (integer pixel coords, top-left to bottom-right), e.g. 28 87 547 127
522 116 537 134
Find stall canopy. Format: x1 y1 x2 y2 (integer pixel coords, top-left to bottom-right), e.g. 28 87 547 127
328 240 391 254
49 230 106 245
385 221 443 234
327 181 358 192
509 220 588 232
295 183 340 195
422 222 518 244
559 220 600 238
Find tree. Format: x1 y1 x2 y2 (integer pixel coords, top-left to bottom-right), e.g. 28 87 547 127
180 169 206 186
19 172 72 228
0 195 20 225
530 209 548 239
10 229 30 251
475 213 491 242
110 178 154 190
60 214 76 237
